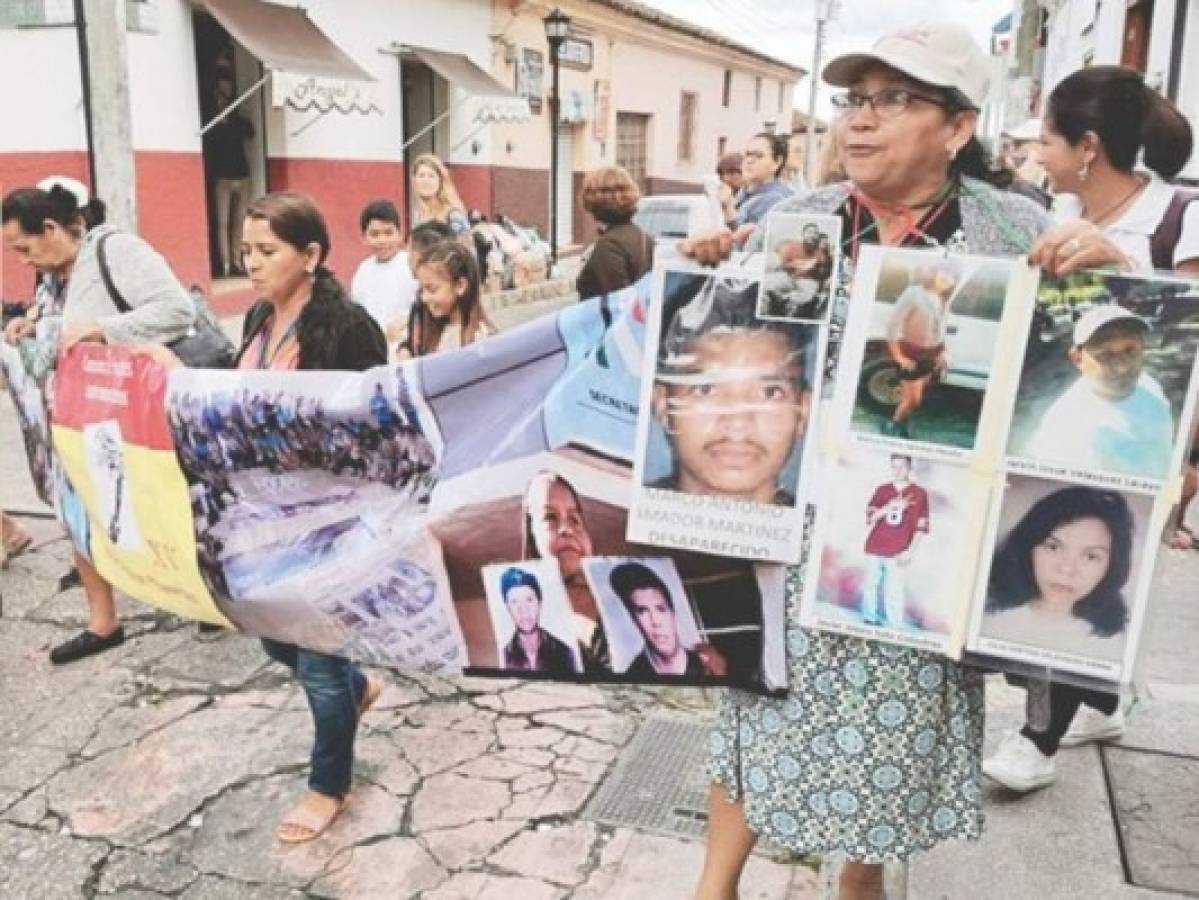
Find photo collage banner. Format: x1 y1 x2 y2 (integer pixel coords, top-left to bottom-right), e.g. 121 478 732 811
29 217 1199 691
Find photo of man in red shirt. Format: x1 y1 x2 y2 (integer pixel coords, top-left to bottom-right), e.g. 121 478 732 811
861 454 929 626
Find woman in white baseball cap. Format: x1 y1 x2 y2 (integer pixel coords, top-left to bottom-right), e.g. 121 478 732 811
689 22 1134 900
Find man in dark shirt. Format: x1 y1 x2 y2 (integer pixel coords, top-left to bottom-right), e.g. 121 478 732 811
609 562 704 677
499 567 577 675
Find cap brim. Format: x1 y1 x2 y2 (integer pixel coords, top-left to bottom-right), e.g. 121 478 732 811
822 49 976 107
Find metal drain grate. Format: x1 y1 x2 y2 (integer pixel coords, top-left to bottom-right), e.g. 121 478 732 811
1104 746 1199 897
585 714 713 839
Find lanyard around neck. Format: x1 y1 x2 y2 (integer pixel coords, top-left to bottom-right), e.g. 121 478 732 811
256 317 299 370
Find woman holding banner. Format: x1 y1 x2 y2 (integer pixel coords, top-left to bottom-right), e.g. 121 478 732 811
2 179 194 665
682 24 1131 900
984 65 1197 796
235 191 387 843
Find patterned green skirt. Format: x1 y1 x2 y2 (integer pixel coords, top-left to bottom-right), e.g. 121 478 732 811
708 565 985 863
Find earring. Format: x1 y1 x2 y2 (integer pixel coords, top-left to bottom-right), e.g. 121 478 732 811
1078 159 1090 182
947 145 959 161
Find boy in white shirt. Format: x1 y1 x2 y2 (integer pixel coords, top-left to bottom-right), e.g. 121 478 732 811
350 200 417 345
1024 304 1174 480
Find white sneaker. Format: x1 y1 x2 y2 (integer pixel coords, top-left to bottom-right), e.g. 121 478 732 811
982 732 1056 793
1060 706 1125 748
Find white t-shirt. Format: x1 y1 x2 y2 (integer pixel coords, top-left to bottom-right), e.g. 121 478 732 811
350 252 417 338
1024 371 1175 480
1053 176 1199 270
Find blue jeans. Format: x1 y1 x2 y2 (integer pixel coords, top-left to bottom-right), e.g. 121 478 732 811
861 554 906 626
261 638 366 798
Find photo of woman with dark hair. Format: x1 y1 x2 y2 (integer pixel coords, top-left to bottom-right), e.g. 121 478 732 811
983 484 1134 659
521 470 610 673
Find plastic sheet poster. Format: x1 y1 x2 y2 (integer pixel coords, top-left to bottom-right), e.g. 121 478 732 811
796 245 1199 687
47 238 1199 691
52 282 787 693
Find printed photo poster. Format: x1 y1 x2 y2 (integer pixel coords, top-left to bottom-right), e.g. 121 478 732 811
428 447 787 692
757 212 841 325
482 558 582 677
582 556 705 677
799 445 992 656
0 339 55 506
833 245 1038 460
167 360 466 669
1003 269 1199 489
51 346 230 626
627 264 824 564
965 472 1160 682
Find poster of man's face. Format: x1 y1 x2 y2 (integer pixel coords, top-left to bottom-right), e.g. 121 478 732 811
757 212 841 324
582 557 702 676
482 559 581 677
640 270 817 507
805 446 979 650
844 247 1016 452
1005 271 1199 483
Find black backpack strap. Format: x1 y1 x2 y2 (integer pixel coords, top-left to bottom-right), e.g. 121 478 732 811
1150 190 1199 271
96 231 132 314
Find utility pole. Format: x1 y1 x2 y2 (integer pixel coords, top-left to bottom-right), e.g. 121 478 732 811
804 0 836 185
80 0 137 231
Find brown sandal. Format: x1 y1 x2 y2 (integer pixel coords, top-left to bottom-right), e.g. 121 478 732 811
357 675 383 723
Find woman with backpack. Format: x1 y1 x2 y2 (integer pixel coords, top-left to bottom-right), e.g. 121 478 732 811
2 179 196 664
985 65 1198 794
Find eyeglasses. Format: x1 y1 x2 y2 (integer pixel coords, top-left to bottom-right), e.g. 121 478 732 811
829 88 947 119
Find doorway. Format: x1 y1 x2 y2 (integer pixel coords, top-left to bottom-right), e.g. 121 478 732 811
400 59 450 223
1121 0 1154 74
192 11 268 279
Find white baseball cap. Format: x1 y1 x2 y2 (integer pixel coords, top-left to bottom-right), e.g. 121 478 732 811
823 24 992 110
1074 305 1147 347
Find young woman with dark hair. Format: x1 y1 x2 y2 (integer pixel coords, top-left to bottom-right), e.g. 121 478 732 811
982 486 1135 793
235 191 386 842
576 165 654 299
986 486 1133 640
2 179 194 665
1036 65 1198 275
985 68 1199 795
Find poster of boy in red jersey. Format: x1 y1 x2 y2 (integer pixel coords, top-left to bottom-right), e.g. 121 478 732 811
861 453 928 626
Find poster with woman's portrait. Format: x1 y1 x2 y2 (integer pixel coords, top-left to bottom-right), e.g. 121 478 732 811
426 447 786 691
965 472 1157 680
482 559 581 677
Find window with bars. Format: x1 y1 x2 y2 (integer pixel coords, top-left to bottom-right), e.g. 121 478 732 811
717 135 727 159
616 112 650 189
677 91 696 163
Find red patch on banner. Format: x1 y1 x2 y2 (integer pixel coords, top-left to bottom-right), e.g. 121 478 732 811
52 346 174 451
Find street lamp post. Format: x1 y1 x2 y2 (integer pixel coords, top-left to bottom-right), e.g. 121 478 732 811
544 7 570 269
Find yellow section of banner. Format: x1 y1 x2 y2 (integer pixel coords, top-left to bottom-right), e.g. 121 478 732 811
52 425 230 627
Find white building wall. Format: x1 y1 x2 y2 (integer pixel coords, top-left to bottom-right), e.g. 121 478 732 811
128 0 202 152
0 26 86 152
262 0 493 165
1039 0 1128 97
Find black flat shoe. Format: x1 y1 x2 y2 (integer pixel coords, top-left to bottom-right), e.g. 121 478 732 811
49 627 126 665
58 568 82 591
